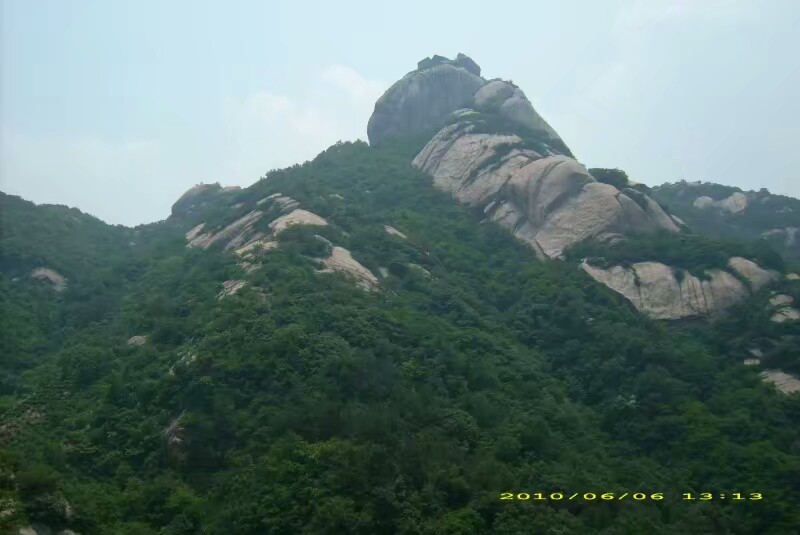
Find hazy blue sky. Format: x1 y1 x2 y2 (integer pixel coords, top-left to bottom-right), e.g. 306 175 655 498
2 0 799 226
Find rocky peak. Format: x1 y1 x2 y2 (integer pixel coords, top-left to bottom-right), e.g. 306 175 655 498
416 53 481 76
367 54 485 146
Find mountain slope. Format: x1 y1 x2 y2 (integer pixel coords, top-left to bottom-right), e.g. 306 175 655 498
651 181 800 266
2 138 800 534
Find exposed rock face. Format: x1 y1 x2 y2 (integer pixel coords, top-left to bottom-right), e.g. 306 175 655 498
368 61 484 146
368 53 567 151
581 257 777 320
218 280 247 299
269 209 328 235
771 308 800 322
769 294 794 307
761 370 800 394
30 267 67 292
693 192 748 214
768 294 799 323
413 124 678 258
317 247 379 290
185 223 206 241
172 183 225 217
728 256 778 288
474 80 560 140
384 225 408 239
127 335 147 346
188 210 264 250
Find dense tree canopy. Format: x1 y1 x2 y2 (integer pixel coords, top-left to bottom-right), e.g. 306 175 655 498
1 141 799 534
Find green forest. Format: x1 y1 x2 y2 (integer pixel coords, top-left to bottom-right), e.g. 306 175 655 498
2 139 800 534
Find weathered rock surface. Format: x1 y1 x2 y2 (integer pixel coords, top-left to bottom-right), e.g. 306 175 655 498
269 209 328 235
413 125 678 258
368 56 484 146
218 280 247 299
581 257 777 320
474 80 561 141
188 210 264 250
769 294 794 307
771 307 800 323
384 225 408 239
127 335 147 346
30 267 67 292
727 256 778 289
368 53 568 153
761 370 800 394
171 183 225 217
185 223 206 241
317 246 379 290
693 192 748 214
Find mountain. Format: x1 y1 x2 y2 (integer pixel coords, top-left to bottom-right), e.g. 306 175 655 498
2 54 800 535
650 181 800 264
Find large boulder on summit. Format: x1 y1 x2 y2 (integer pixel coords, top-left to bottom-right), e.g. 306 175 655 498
367 54 485 146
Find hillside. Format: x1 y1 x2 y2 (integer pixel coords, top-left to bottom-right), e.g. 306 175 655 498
650 181 800 265
1 54 800 535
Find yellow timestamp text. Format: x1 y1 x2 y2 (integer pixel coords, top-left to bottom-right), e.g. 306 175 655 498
500 492 764 502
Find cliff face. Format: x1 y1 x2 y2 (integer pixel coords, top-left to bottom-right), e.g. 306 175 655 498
581 257 778 320
367 54 779 319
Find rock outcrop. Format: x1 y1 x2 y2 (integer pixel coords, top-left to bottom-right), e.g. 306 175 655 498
369 55 679 259
317 246 379 291
761 370 800 394
473 80 560 141
30 267 67 292
384 225 408 239
768 294 800 323
413 124 678 258
172 183 226 217
369 54 781 320
581 257 778 320
127 335 147 346
692 192 748 214
368 55 485 146
218 280 247 299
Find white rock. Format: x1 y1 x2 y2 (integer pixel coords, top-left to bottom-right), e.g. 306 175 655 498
127 335 147 346
30 267 67 292
769 294 794 307
414 132 678 259
771 307 800 323
185 223 205 241
693 192 748 213
234 233 278 256
269 209 328 235
384 225 408 239
317 247 379 290
761 370 800 394
581 260 759 320
218 280 247 300
727 257 778 290
787 273 800 281
188 210 263 250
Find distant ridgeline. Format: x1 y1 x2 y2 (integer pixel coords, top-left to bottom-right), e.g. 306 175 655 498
1 54 799 534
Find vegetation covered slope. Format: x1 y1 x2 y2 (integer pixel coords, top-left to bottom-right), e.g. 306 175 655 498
651 181 800 266
2 141 800 534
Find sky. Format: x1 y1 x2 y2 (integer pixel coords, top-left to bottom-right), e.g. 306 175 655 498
2 0 799 226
